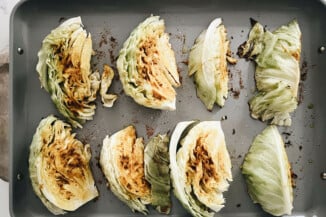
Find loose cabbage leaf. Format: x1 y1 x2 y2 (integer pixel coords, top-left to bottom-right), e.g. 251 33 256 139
189 18 234 109
100 64 118 107
238 19 301 126
242 125 293 216
144 134 171 214
36 17 100 128
29 115 98 215
117 16 180 110
100 126 151 214
170 121 232 217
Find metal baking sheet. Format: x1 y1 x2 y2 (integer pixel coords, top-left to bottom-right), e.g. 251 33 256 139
9 0 326 216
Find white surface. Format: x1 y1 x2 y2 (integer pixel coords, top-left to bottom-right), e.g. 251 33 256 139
0 0 19 64
0 180 10 217
1 1 20 217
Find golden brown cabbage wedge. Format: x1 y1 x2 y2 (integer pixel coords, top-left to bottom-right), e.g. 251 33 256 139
29 115 98 215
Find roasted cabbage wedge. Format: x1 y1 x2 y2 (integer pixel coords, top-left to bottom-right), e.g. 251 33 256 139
242 125 293 216
117 16 180 110
238 19 301 126
29 115 99 215
189 18 235 110
100 126 151 214
144 134 171 214
36 17 100 128
170 121 232 217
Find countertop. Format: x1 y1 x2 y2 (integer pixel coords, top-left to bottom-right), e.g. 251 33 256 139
1 0 19 216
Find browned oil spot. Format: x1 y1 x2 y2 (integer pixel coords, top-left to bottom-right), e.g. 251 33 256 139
145 125 154 139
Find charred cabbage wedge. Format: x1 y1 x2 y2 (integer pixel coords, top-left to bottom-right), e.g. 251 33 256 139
29 115 99 215
189 18 236 110
170 121 232 217
242 125 293 216
100 126 151 214
238 19 301 126
117 16 180 110
36 17 100 128
144 134 171 214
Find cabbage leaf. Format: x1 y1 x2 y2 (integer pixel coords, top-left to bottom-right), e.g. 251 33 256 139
144 134 171 214
242 125 293 216
238 19 301 126
189 18 234 109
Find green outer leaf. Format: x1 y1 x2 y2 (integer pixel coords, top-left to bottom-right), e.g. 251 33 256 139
242 125 293 216
238 20 301 126
188 18 228 109
144 134 171 214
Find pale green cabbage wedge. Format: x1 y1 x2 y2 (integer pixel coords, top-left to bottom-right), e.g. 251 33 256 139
29 115 99 215
36 17 100 128
242 125 293 216
188 18 231 109
100 126 151 214
117 16 180 110
144 134 171 214
238 20 301 126
170 121 232 217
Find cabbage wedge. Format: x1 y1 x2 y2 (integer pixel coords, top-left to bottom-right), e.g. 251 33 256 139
117 16 180 110
100 126 151 214
242 125 293 216
189 18 235 110
170 121 232 217
144 134 171 214
29 115 99 215
36 17 100 128
238 19 301 126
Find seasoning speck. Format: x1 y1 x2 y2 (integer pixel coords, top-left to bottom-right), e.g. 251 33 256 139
232 129 236 135
307 103 314 109
236 203 241 208
145 125 154 138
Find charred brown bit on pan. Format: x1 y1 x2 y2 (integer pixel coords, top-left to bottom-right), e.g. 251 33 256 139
145 125 155 138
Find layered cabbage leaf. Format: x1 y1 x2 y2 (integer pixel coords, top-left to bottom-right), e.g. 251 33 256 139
242 125 293 216
36 17 100 128
170 121 232 217
144 134 171 214
29 115 98 215
117 16 180 110
100 126 151 214
238 19 301 126
189 18 235 110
